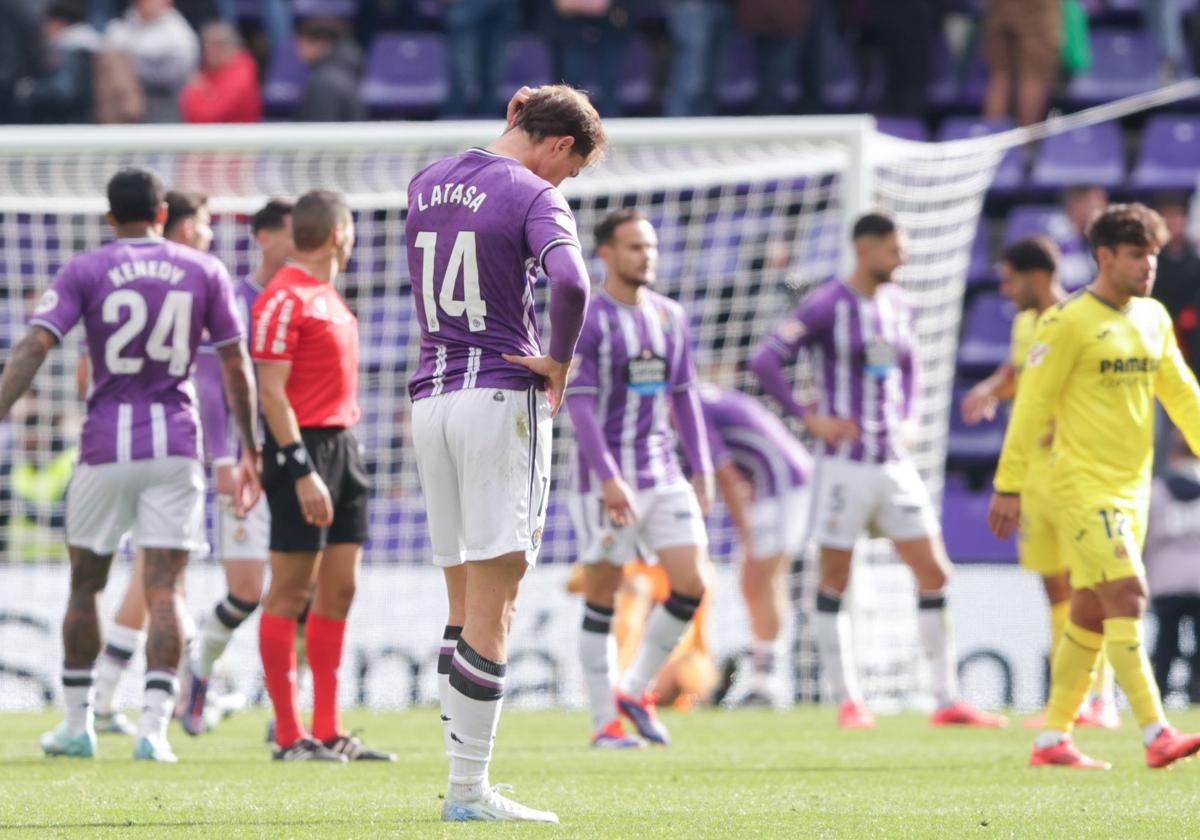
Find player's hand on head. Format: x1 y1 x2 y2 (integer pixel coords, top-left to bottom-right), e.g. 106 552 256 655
502 353 570 417
986 493 1021 540
506 86 536 127
232 449 262 518
296 471 334 527
961 385 997 425
602 476 639 527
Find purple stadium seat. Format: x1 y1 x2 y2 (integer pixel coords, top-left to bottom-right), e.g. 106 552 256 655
360 33 449 116
262 38 308 117
1030 122 1124 189
619 36 654 112
822 38 862 109
938 117 1023 192
497 34 552 104
1002 205 1094 289
1067 28 1161 105
876 117 929 142
958 292 1016 369
717 32 758 110
967 219 993 287
294 0 356 18
233 0 260 18
1131 115 1200 190
947 385 1007 463
941 474 1017 564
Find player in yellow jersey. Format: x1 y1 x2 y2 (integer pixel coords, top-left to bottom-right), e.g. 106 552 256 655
963 237 1117 729
989 204 1200 769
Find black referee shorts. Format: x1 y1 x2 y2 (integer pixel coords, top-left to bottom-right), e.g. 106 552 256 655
262 427 370 553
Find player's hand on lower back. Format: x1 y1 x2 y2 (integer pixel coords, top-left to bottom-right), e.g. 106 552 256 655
960 385 998 425
502 353 570 417
691 473 713 518
232 450 262 519
506 86 536 127
602 476 639 527
296 472 334 527
987 493 1021 540
803 414 861 447
214 463 238 498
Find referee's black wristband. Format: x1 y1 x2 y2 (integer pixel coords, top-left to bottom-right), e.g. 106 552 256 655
278 442 314 481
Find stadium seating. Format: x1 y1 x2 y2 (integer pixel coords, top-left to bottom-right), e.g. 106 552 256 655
1066 28 1163 106
966 219 994 288
262 38 308 118
1030 122 1125 190
1002 205 1093 289
361 33 450 117
498 34 553 105
938 117 1023 192
294 0 357 18
957 292 1015 370
947 385 1008 464
940 474 1017 564
875 117 929 142
1131 115 1200 190
717 32 758 112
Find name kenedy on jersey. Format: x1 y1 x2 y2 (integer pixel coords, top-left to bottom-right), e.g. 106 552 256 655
412 183 488 213
107 259 189 287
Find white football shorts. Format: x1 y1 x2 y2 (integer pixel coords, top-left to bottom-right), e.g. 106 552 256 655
809 455 940 551
570 479 708 565
212 493 270 562
412 387 551 567
66 457 207 555
746 486 811 561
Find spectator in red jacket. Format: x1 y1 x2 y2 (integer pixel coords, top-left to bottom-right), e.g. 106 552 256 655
180 20 261 123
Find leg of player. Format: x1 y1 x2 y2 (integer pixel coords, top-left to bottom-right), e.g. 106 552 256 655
308 543 393 762
615 544 706 746
813 546 872 728
443 553 560 823
93 550 147 738
1073 566 1118 730
40 547 114 758
894 536 1008 728
132 547 189 763
438 565 467 756
260 549 343 761
737 551 790 708
1094 576 1200 768
1031 588 1112 769
579 561 640 748
181 558 263 737
1023 571 1073 729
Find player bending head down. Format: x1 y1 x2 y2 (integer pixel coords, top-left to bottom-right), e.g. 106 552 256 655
0 167 260 763
748 211 1008 731
990 203 1200 769
406 84 601 822
565 208 714 749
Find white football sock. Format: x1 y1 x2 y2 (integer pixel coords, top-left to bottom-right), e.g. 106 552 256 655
579 602 618 731
194 593 258 678
446 639 505 802
138 669 178 740
814 589 861 704
619 592 701 698
62 666 96 737
917 590 958 708
94 622 144 715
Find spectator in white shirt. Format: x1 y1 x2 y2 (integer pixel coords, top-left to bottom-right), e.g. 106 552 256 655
105 0 198 123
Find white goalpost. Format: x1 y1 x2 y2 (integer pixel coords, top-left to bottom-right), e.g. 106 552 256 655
0 82 1196 713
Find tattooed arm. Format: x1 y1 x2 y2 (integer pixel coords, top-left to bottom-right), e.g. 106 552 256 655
0 327 57 420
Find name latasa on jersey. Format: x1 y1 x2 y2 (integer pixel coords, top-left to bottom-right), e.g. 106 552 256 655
996 290 1200 502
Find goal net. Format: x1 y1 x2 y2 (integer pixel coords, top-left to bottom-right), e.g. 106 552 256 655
0 85 1191 714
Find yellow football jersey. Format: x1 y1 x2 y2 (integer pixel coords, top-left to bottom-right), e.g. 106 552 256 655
995 290 1200 503
1009 308 1054 465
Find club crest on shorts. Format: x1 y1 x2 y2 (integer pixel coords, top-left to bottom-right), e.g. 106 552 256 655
234 525 247 543
531 527 543 549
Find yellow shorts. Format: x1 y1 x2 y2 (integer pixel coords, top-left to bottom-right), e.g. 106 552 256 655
1018 472 1068 577
1055 497 1147 590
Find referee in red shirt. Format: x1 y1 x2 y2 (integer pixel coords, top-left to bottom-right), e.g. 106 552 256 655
250 189 393 762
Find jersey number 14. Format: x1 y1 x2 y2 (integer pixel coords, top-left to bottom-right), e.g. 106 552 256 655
414 231 488 333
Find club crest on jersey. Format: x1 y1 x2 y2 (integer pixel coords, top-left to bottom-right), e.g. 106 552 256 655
34 289 59 314
863 340 897 379
625 350 668 396
1026 342 1050 368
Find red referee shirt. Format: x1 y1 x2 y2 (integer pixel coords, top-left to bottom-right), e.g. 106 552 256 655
250 265 360 428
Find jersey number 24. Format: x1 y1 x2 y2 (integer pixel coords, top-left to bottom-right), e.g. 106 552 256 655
414 231 488 333
104 289 193 376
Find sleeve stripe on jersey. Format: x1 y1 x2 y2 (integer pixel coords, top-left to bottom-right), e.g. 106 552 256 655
209 332 244 348
670 381 694 393
538 237 579 268
567 386 599 396
766 336 793 357
28 318 64 341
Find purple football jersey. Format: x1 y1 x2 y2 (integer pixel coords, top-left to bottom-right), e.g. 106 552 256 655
698 384 810 499
762 279 917 464
193 276 264 464
31 237 242 465
569 289 698 492
406 148 580 400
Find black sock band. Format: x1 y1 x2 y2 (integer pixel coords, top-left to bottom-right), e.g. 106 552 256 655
448 637 505 701
664 590 703 622
816 589 843 613
438 625 463 675
102 643 134 663
918 591 947 610
582 601 614 634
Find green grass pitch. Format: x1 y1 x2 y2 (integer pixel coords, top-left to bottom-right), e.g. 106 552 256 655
2 707 1199 838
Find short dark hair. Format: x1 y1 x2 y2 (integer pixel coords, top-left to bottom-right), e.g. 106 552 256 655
1001 236 1059 274
511 85 607 165
1087 203 1169 254
252 198 294 234
297 16 348 44
46 0 87 24
594 208 645 247
107 167 166 225
852 212 897 240
292 189 351 252
164 190 208 237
